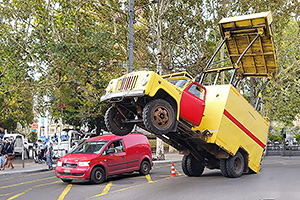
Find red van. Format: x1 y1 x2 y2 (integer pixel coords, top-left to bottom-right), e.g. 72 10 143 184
55 133 152 183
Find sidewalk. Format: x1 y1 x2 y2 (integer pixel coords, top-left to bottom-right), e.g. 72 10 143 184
0 153 184 175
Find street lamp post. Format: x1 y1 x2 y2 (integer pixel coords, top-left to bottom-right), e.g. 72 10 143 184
128 0 134 73
128 0 158 73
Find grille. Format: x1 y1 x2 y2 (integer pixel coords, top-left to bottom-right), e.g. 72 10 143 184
56 172 84 177
62 163 77 168
116 75 139 92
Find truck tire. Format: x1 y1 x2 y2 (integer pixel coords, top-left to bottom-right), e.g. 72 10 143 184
90 166 106 184
143 99 176 135
226 152 244 178
139 160 151 175
186 154 204 177
181 154 191 176
220 159 229 177
105 106 134 136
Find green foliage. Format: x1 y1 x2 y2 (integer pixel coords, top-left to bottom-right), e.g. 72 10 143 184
0 0 300 132
268 134 283 143
294 134 300 142
28 131 38 143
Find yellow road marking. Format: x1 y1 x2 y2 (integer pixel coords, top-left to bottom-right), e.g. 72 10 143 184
0 193 12 197
145 174 153 183
92 181 113 198
0 170 53 182
0 176 56 189
111 176 172 194
7 181 61 200
175 169 183 176
92 176 176 199
57 184 72 200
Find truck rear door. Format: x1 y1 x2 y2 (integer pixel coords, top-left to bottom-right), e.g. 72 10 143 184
179 82 206 126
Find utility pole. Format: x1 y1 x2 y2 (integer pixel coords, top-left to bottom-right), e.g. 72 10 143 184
155 1 164 160
128 0 134 73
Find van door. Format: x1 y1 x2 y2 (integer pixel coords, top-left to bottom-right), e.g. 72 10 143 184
102 140 127 175
180 82 206 126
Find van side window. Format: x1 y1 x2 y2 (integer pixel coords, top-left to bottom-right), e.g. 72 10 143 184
103 140 125 155
188 83 205 100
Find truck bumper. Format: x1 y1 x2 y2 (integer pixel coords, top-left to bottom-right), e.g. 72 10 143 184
100 90 145 102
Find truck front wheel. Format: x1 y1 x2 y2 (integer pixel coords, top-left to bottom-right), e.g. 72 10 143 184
182 154 204 177
143 99 176 135
105 106 134 136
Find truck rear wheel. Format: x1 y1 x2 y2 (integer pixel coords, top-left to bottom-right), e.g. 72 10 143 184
184 154 204 177
220 159 229 177
105 106 134 136
226 152 244 178
143 99 176 135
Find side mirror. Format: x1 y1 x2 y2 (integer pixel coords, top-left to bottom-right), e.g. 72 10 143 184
106 148 115 155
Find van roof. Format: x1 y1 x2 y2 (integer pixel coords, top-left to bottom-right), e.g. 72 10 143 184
87 133 144 142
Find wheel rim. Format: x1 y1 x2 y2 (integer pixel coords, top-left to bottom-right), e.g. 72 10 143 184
234 157 243 172
95 170 102 180
151 105 171 129
112 112 125 130
142 162 149 173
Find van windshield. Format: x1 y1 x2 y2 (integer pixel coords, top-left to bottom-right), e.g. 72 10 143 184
71 140 108 154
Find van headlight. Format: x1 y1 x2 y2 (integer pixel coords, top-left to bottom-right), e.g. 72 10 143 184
140 78 149 86
78 161 90 167
57 161 62 166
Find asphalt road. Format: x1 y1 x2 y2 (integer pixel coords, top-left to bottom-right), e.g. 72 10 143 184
0 156 299 200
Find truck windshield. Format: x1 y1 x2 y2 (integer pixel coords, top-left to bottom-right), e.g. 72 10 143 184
71 140 108 154
168 79 188 88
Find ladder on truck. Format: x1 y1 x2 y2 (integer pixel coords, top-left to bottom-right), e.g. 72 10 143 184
199 11 277 109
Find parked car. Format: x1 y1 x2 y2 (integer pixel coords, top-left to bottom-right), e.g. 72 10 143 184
55 133 152 183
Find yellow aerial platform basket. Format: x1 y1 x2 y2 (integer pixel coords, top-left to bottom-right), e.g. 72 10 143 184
218 11 277 79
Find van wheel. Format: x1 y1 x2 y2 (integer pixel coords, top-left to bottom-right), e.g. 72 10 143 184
186 154 204 177
61 179 73 183
139 160 151 175
226 152 244 178
90 167 106 184
105 106 134 136
143 99 175 135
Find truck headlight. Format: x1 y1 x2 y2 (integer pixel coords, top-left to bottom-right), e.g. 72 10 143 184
57 161 62 166
105 84 113 92
140 78 149 86
78 161 90 167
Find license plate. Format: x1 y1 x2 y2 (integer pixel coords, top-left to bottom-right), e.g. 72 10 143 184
64 170 70 173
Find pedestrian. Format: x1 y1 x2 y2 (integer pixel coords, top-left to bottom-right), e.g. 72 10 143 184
1 139 14 170
46 142 53 170
0 141 7 169
37 140 44 163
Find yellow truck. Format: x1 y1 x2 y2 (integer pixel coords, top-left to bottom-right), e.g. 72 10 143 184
100 12 277 178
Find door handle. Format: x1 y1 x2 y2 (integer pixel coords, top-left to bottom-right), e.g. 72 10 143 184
122 156 126 158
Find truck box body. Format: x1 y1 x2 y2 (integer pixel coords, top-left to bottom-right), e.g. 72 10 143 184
194 85 268 172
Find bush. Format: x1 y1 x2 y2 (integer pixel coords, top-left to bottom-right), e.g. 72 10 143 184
268 134 283 143
294 134 300 142
28 131 37 143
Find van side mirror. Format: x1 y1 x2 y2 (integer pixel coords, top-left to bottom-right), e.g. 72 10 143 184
106 148 115 155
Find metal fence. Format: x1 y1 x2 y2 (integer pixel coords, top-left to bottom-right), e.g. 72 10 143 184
266 142 300 156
